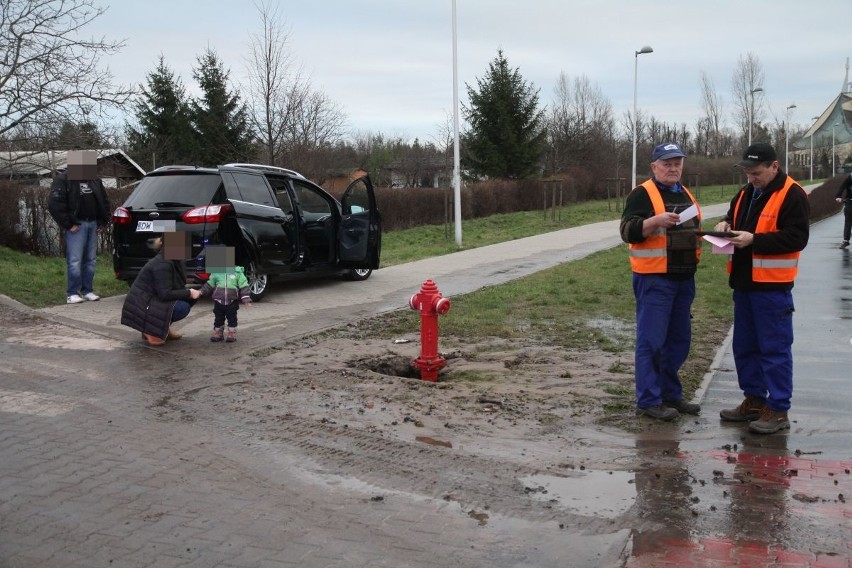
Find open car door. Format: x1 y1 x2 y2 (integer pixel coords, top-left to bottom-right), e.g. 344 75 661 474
338 175 381 269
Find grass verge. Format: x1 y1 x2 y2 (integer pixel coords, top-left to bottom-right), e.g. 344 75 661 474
0 248 128 308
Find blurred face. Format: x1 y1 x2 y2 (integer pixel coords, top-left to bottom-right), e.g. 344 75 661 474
742 161 779 189
650 157 684 185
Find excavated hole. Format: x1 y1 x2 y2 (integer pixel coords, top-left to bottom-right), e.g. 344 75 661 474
355 354 425 380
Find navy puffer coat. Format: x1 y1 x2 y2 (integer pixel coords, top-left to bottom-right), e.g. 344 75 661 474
121 252 193 339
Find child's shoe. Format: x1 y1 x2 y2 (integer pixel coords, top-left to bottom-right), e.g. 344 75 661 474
210 327 224 342
225 327 237 342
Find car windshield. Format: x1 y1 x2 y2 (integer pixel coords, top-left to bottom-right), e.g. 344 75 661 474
123 173 223 209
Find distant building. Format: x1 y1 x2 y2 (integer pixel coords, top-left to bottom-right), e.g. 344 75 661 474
791 61 852 176
0 148 146 188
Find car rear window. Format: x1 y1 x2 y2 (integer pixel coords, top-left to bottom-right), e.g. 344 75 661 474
123 173 223 209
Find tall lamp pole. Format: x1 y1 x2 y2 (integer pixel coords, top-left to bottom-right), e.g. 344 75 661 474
810 116 819 180
748 87 763 146
832 122 840 176
451 0 462 246
784 104 796 171
631 46 653 189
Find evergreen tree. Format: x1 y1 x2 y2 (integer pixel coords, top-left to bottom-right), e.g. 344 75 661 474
462 50 546 179
191 49 255 166
126 57 196 170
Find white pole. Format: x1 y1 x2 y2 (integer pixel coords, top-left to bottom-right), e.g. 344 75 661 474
631 46 652 189
785 104 796 172
631 53 639 190
810 134 814 180
832 125 837 176
452 0 462 247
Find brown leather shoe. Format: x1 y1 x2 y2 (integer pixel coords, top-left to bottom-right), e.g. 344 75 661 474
748 407 791 434
167 327 183 340
720 396 766 422
143 333 165 346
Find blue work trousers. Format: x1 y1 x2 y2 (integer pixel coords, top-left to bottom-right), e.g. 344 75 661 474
65 220 99 297
633 274 695 408
732 289 794 411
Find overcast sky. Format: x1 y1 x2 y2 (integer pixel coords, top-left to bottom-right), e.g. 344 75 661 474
91 0 851 145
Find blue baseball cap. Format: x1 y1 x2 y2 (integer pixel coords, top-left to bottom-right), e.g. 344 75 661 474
651 142 686 162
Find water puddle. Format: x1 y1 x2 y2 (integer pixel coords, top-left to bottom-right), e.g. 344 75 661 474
521 470 635 518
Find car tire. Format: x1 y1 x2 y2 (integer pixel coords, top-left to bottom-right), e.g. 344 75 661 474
344 268 372 281
245 264 269 301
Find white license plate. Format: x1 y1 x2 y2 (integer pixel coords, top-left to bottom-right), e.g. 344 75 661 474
136 220 154 232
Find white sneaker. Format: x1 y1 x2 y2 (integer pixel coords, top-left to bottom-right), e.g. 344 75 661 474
83 292 100 301
67 294 84 304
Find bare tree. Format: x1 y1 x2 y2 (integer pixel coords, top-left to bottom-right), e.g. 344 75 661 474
699 71 724 157
244 1 347 177
731 52 765 145
547 72 614 173
244 1 304 165
0 0 132 145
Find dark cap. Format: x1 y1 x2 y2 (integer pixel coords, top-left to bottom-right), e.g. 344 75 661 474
736 143 777 168
651 142 686 162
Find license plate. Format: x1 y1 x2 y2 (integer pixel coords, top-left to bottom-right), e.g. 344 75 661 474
136 220 154 231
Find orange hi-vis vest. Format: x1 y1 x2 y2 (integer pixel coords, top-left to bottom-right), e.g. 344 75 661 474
728 176 801 283
628 180 702 274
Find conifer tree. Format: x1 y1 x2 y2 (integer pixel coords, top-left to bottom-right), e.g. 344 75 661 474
462 50 546 179
126 57 196 170
191 49 255 166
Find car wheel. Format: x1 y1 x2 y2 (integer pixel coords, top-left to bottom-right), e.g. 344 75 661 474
344 268 372 281
245 264 269 301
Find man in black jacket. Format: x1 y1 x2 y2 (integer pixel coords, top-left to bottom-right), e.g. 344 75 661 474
47 150 112 304
715 143 810 434
835 173 852 248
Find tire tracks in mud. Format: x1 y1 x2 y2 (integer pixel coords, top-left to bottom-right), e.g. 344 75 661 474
174 381 626 535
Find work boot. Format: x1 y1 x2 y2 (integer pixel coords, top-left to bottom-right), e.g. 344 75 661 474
210 327 224 342
636 404 678 421
225 327 237 342
167 327 183 340
720 395 766 422
143 333 165 346
748 407 791 434
663 399 701 415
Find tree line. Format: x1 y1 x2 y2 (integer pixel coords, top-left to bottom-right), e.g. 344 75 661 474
1 0 833 197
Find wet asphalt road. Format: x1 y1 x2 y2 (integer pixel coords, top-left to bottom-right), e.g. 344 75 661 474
0 203 850 567
623 213 852 566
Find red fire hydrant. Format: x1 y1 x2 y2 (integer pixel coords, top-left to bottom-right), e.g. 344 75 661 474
408 279 451 382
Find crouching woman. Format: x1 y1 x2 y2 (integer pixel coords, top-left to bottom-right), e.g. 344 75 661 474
121 233 201 346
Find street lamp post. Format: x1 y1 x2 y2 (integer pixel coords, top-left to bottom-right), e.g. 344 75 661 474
784 104 796 172
631 45 653 189
832 122 840 176
810 116 819 180
748 87 763 146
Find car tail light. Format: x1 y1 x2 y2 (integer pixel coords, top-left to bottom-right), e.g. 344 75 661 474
112 207 132 225
182 204 232 224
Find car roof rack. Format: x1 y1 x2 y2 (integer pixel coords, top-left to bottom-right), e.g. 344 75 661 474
222 163 305 179
149 165 214 173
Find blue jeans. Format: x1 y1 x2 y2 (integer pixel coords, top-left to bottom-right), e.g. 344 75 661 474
172 299 196 323
632 274 695 408
732 290 795 411
65 220 99 297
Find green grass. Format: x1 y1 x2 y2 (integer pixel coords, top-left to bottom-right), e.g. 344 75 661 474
1 190 742 403
0 248 128 309
380 183 744 266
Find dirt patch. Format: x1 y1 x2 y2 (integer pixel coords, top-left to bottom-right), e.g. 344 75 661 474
182 329 661 470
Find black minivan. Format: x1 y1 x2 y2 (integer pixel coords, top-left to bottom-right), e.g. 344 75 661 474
112 163 381 300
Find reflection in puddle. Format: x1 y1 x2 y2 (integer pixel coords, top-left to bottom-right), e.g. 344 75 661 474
521 470 635 518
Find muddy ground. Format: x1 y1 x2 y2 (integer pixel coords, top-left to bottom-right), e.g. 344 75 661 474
170 323 689 476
